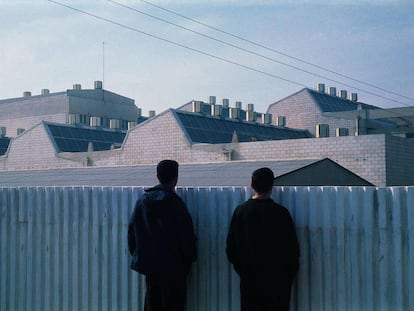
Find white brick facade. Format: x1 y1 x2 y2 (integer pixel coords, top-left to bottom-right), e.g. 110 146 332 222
1 108 414 186
267 89 357 137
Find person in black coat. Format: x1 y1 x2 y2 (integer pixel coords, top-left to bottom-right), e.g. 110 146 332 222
226 167 300 311
128 160 197 311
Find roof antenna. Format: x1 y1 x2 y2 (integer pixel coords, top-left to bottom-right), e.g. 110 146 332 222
102 41 105 89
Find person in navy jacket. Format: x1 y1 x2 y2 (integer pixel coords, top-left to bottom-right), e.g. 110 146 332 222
128 160 197 311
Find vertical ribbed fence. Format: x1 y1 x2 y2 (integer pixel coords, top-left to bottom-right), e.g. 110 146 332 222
1 186 413 310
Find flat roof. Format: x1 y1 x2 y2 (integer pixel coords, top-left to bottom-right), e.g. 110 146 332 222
0 160 319 187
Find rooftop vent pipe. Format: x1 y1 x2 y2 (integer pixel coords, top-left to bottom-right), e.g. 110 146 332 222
261 114 272 125
222 98 229 108
192 100 203 113
350 93 358 102
94 81 103 90
246 110 256 122
211 104 223 117
317 83 325 93
229 108 240 119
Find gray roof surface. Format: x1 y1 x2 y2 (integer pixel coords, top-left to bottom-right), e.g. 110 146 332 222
0 160 319 187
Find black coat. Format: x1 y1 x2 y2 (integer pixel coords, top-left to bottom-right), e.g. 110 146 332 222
226 198 300 284
128 185 197 279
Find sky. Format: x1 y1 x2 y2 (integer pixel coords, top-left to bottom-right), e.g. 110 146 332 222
1 0 413 116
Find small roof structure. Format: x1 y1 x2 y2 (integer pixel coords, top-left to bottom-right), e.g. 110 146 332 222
274 158 373 186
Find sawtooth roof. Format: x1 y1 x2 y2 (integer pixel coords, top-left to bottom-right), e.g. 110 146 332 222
173 109 311 144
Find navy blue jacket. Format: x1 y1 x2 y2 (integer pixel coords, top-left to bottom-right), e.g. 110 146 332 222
128 185 197 279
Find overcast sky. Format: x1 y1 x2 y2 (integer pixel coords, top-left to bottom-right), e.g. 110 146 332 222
1 0 413 115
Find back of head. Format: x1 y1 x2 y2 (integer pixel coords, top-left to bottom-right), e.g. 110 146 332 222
157 160 179 185
251 167 274 194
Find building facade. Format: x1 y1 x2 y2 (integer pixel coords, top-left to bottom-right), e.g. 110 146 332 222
0 81 139 138
1 83 414 186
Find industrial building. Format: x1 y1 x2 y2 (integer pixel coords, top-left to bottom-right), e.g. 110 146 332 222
1 82 414 186
0 80 141 139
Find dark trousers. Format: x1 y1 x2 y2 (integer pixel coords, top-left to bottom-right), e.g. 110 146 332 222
240 278 292 311
144 275 187 311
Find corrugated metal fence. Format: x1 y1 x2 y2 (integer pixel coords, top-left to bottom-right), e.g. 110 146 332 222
1 186 413 310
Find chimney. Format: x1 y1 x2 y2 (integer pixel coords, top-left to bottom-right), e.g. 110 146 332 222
23 91 31 97
340 90 347 99
191 100 203 113
329 87 337 96
246 110 256 122
149 110 156 118
222 98 229 108
229 107 240 120
235 101 242 109
73 84 82 90
209 96 216 105
261 113 272 125
94 80 103 90
317 83 325 93
349 93 358 102
211 104 223 117
41 89 50 96
247 103 254 111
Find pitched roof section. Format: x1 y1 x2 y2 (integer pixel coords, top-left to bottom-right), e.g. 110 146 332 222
306 88 378 112
0 137 10 156
268 88 379 113
44 122 126 152
174 110 311 144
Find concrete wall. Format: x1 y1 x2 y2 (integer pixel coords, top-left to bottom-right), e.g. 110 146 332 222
233 134 387 186
1 186 413 310
0 89 138 137
0 93 69 138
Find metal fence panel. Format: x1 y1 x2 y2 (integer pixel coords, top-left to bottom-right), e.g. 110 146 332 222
0 186 413 310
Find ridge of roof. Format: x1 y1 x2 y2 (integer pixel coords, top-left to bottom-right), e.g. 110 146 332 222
268 87 380 113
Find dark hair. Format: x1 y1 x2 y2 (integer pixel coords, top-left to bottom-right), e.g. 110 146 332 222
251 167 274 194
157 160 179 184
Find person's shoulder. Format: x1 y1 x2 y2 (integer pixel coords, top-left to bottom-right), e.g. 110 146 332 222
233 199 252 214
270 201 293 216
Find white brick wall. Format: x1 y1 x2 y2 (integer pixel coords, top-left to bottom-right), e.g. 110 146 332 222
4 122 83 171
267 90 357 137
3 108 413 186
